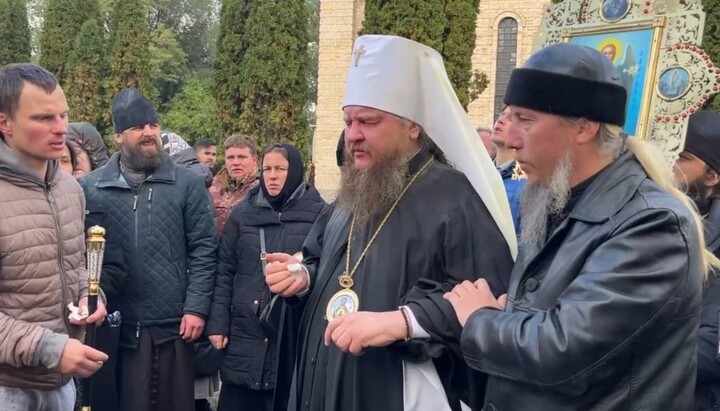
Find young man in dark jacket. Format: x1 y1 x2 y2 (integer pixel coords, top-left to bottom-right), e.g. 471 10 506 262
81 88 216 411
673 110 720 410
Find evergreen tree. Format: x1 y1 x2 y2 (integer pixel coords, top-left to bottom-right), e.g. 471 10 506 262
703 0 720 110
361 0 482 108
39 0 100 83
106 0 153 101
0 0 32 65
162 76 219 145
149 22 189 106
214 0 253 137
234 0 312 152
65 19 108 134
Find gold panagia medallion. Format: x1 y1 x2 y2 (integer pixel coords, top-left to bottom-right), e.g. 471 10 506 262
326 288 359 322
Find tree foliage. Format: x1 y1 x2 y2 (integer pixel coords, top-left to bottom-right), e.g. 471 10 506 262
161 76 219 146
148 0 219 71
149 22 189 106
361 0 484 108
106 0 153 100
703 0 720 110
39 0 99 83
65 18 108 133
234 0 312 153
214 0 253 138
0 0 32 65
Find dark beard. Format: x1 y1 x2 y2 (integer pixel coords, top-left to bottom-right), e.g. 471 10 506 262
121 139 164 172
336 148 411 230
681 177 712 214
518 152 573 260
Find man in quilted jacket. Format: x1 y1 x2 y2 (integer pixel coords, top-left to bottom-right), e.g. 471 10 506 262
80 88 216 411
0 63 108 410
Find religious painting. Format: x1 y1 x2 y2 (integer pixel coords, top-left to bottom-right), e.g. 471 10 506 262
657 67 691 101
601 0 631 23
535 0 720 160
569 27 654 136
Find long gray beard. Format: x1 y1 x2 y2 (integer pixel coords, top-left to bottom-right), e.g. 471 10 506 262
336 150 410 230
518 153 573 259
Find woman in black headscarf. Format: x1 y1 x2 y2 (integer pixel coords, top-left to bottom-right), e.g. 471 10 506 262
206 143 327 411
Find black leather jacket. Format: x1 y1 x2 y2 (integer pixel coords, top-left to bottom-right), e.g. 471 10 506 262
462 151 704 410
696 198 720 410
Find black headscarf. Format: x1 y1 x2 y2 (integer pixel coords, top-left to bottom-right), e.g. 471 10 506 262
260 143 305 212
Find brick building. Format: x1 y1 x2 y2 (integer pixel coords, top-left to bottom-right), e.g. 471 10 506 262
312 0 547 199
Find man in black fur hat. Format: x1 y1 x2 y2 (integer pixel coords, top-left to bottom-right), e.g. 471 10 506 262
444 43 707 410
80 88 216 411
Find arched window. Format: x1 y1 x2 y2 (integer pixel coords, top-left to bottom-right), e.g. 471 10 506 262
494 18 518 122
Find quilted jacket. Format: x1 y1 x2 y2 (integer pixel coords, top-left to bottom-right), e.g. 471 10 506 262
80 152 217 332
0 140 88 389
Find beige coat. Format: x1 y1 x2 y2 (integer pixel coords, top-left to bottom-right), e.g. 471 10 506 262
0 140 88 390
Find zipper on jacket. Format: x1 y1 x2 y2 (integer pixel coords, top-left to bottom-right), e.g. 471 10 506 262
147 188 153 236
132 186 142 331
46 184 71 333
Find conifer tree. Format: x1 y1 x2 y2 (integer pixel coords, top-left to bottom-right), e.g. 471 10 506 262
65 19 108 133
214 0 253 137
214 0 312 152
39 0 99 83
106 0 153 100
0 0 32 66
361 0 482 108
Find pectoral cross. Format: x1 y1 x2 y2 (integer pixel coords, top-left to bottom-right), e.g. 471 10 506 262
353 44 366 67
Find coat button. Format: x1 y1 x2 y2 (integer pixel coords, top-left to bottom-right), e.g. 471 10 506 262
525 278 539 292
310 357 315 365
253 300 259 305
264 338 268 343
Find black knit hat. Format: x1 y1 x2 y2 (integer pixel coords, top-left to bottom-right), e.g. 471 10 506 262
684 110 720 174
504 43 627 126
111 88 158 133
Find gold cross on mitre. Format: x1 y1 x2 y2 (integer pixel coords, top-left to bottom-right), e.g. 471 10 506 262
353 44 366 67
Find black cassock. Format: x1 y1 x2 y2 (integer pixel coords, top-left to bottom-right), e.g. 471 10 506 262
288 152 514 411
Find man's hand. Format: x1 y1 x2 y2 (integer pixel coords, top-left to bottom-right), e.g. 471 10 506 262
265 253 309 298
323 311 406 356
209 334 228 350
69 297 107 326
443 279 507 327
179 314 205 342
57 339 108 378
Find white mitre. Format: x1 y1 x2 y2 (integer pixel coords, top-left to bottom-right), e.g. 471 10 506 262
342 35 518 259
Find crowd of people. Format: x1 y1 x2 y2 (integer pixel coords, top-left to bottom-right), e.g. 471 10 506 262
1 33 719 411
